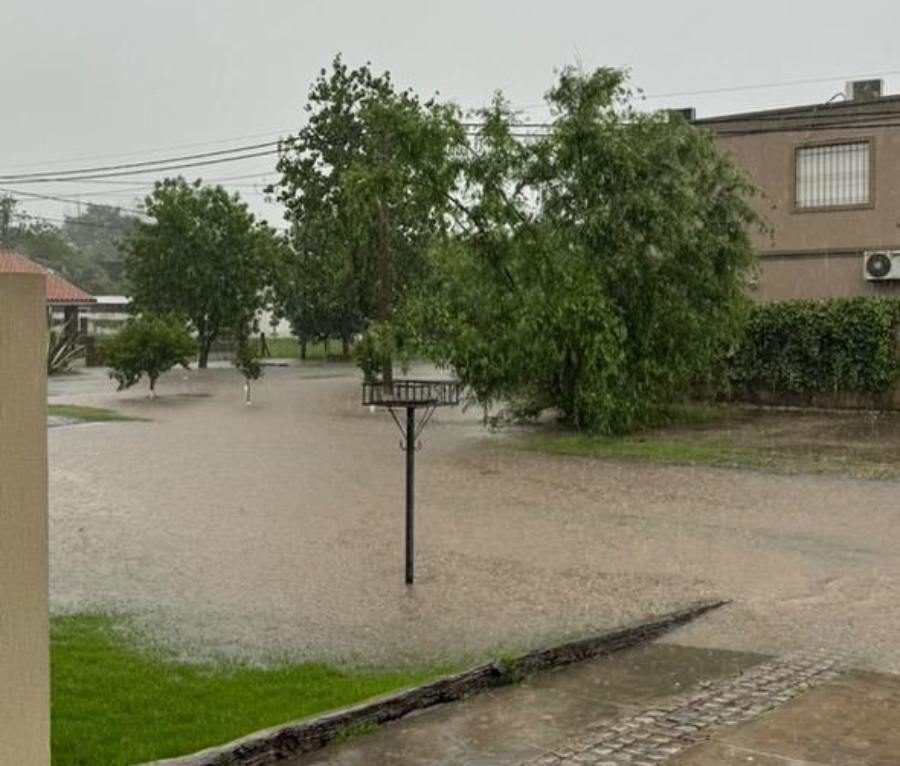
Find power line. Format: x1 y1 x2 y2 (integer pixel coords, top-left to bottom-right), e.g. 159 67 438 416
19 180 274 199
67 168 279 186
468 112 900 138
1 149 280 184
14 207 289 234
1 124 533 183
641 69 900 101
1 170 283 215
15 212 133 231
0 141 282 181
461 121 551 128
0 186 145 216
2 128 539 185
1 65 897 179
509 68 900 111
0 127 294 172
9 186 153 199
6 108 896 195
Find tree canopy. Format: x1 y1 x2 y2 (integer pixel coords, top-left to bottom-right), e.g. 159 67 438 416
124 178 280 368
275 55 464 375
397 68 758 433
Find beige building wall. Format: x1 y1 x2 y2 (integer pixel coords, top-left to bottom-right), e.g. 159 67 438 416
0 273 49 766
715 124 900 301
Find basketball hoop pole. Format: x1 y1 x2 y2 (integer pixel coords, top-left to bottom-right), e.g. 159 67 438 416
362 379 460 586
405 406 415 585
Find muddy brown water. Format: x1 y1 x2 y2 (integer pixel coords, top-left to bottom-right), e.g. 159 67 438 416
48 366 900 671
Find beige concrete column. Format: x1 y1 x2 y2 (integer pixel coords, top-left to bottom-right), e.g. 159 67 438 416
0 272 49 766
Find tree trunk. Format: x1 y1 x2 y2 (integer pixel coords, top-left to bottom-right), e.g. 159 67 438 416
341 331 351 359
63 306 79 343
149 375 157 400
299 335 307 361
244 379 251 405
377 203 393 385
198 336 213 369
324 336 330 360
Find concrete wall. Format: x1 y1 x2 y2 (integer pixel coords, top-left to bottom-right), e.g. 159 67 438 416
713 119 900 301
756 250 900 302
0 273 49 766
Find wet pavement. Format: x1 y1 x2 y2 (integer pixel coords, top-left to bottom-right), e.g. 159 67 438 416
667 671 900 766
49 366 900 671
187 643 899 766
524 648 849 766
48 415 78 428
288 643 766 766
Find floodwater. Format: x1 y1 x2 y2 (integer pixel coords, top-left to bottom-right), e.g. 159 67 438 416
48 366 900 670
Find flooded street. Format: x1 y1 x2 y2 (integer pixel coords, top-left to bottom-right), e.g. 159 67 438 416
49 366 900 671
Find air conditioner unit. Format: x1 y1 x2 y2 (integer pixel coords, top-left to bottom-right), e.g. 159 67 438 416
863 251 900 281
846 79 884 102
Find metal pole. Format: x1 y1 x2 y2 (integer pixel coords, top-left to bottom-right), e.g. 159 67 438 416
405 406 415 585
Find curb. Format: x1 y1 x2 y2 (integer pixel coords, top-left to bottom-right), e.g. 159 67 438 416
142 599 728 766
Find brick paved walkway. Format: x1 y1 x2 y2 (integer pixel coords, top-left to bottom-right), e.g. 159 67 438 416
524 650 848 766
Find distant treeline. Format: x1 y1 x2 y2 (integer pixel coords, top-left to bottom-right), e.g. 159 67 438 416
0 196 140 294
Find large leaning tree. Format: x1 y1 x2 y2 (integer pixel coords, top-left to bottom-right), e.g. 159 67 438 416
275 55 464 379
124 178 280 368
397 67 758 434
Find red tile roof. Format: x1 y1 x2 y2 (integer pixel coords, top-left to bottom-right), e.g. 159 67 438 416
0 250 95 305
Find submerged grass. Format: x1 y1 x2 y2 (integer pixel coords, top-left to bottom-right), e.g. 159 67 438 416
264 337 353 361
523 404 900 480
48 404 140 423
531 434 773 469
51 615 443 766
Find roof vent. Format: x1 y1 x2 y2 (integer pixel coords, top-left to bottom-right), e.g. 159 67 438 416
666 107 696 122
845 79 883 101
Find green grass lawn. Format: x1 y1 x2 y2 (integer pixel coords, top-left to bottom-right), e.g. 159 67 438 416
52 616 442 766
48 404 140 423
264 336 353 361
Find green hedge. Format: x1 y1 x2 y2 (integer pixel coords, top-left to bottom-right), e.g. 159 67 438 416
729 297 900 395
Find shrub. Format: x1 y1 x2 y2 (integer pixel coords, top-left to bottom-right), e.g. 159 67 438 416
233 339 263 404
353 322 398 384
104 314 195 397
728 297 900 396
48 318 84 375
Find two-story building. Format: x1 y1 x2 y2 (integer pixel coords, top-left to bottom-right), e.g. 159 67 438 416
692 80 900 302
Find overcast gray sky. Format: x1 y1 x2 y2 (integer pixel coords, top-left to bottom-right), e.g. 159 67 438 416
2 0 898 225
